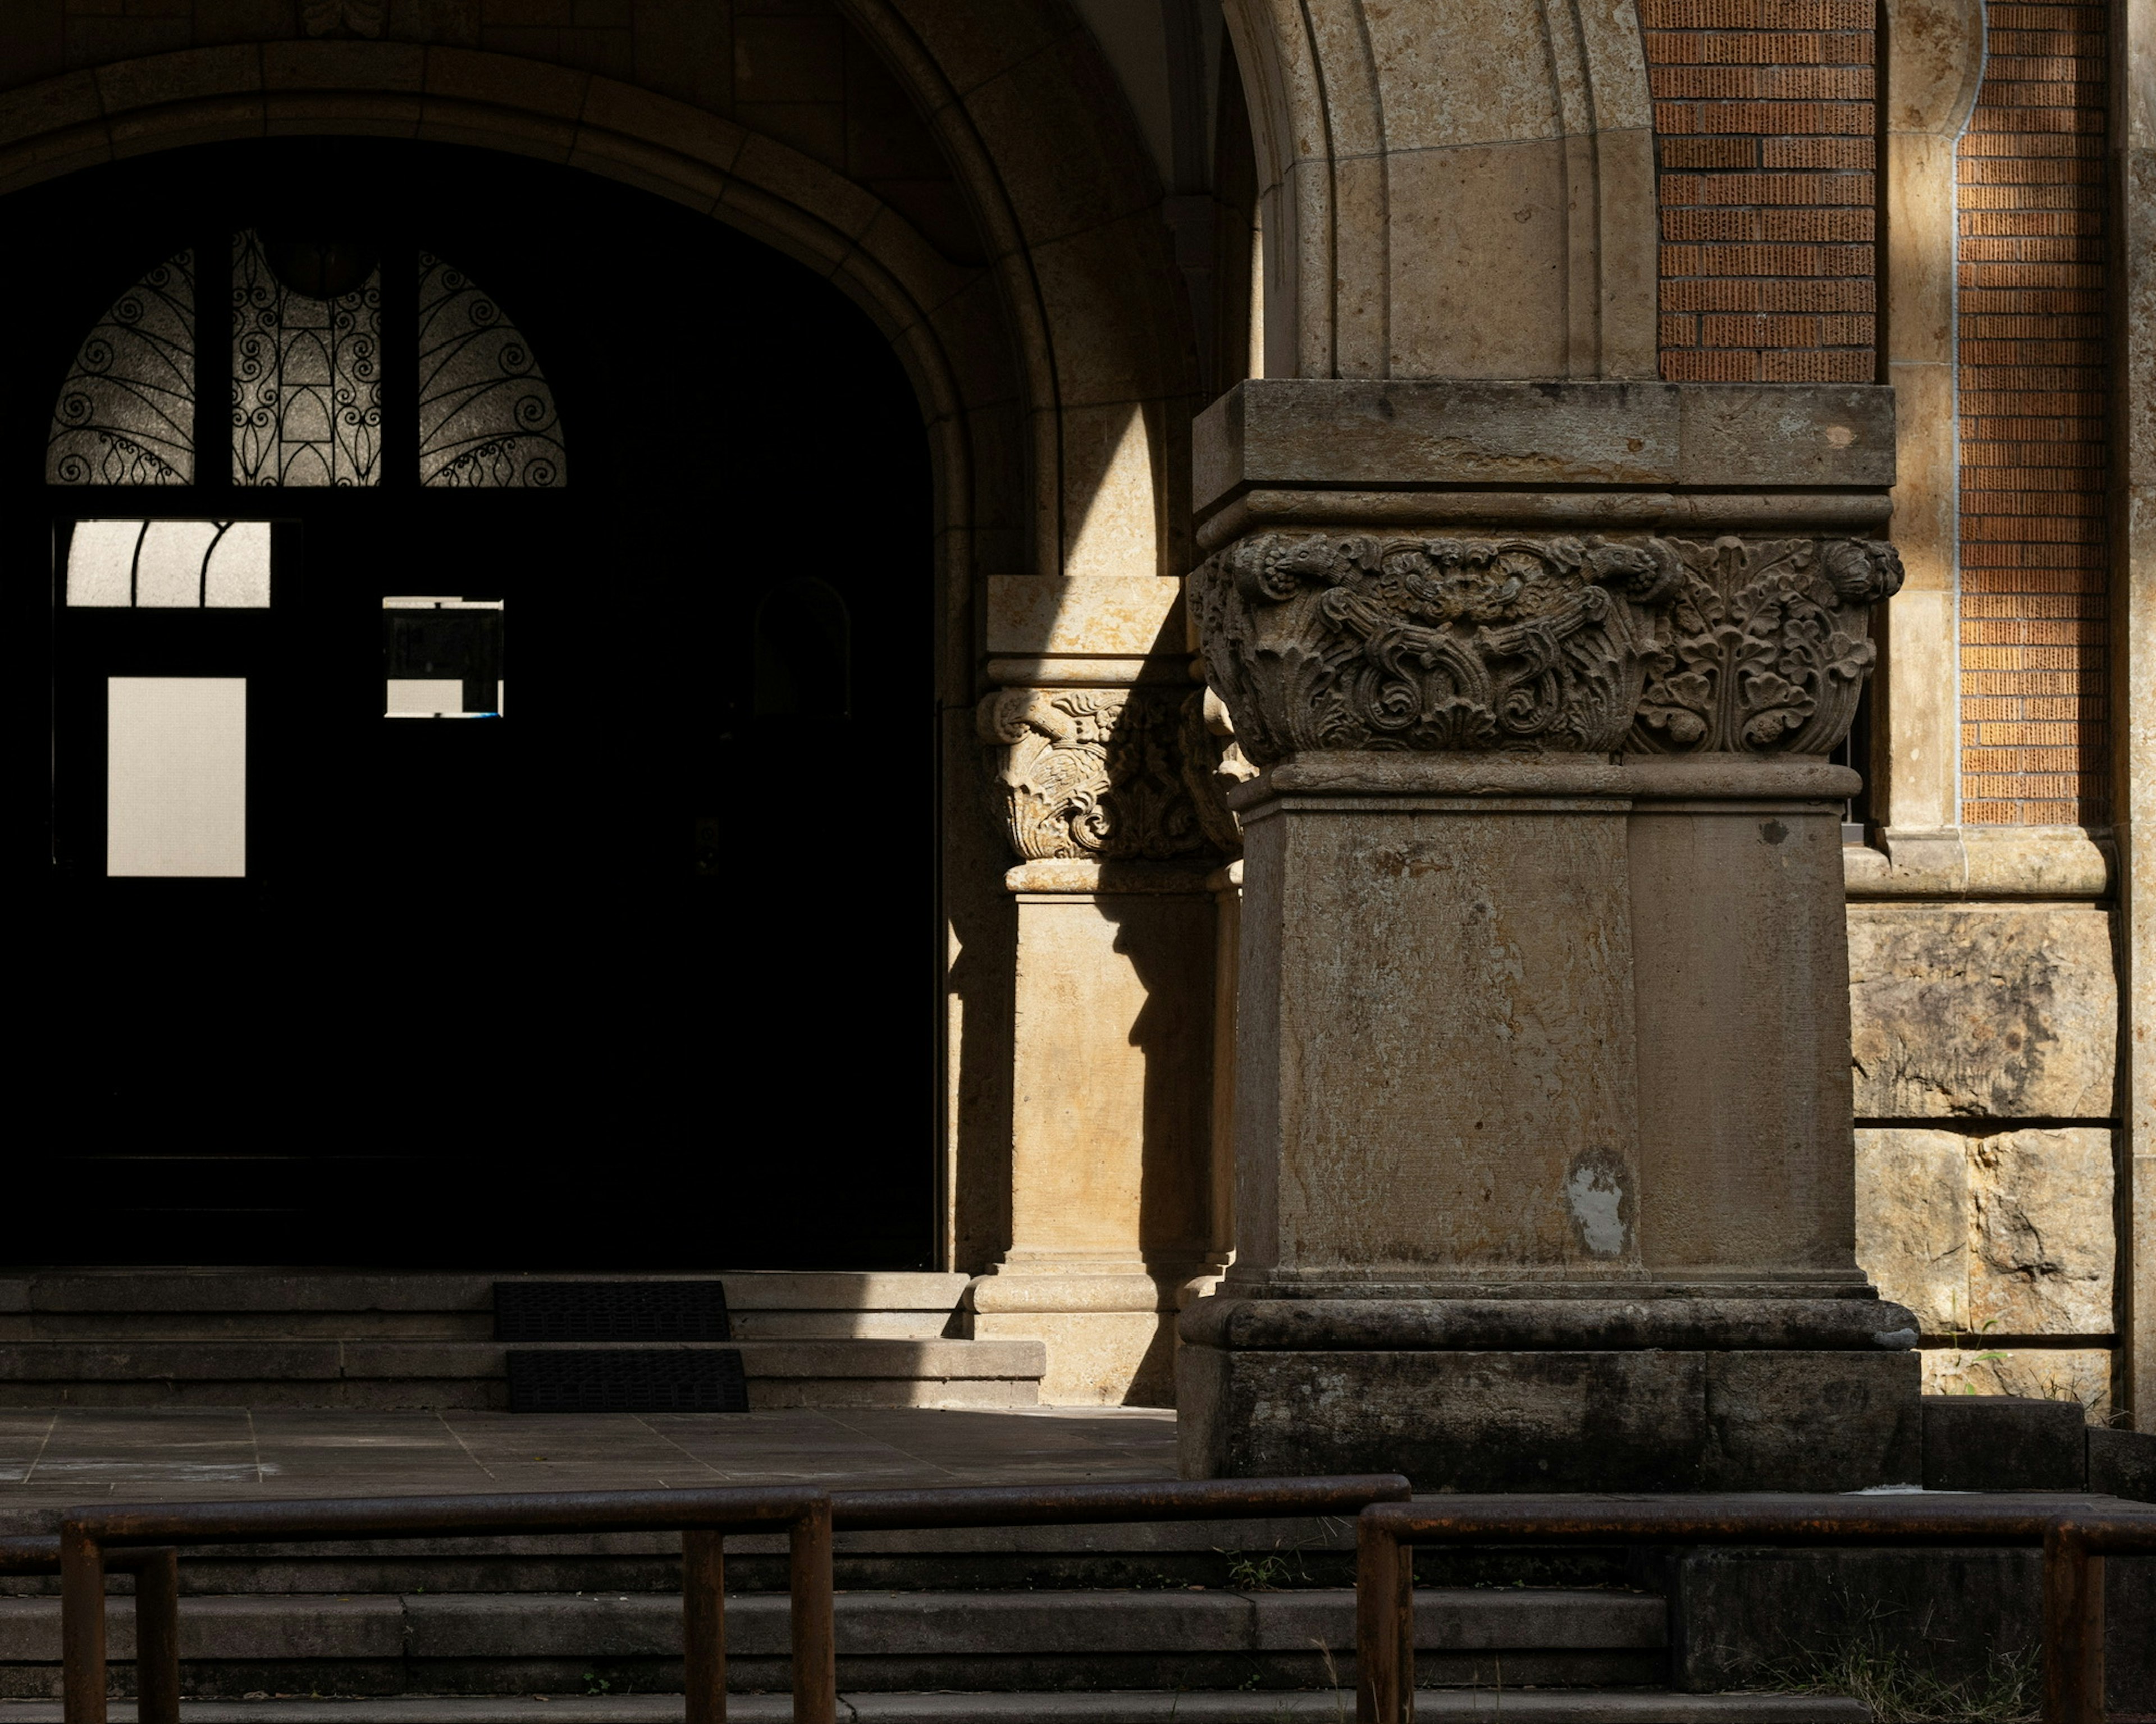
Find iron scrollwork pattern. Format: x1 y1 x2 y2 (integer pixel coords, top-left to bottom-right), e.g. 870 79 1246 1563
977 688 1221 863
46 249 196 486
233 230 382 487
418 253 567 488
1191 529 1901 764
1629 535 1902 756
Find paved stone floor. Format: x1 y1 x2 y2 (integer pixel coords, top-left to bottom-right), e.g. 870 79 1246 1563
0 1406 1178 1512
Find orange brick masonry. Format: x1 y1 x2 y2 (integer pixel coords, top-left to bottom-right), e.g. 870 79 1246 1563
1645 0 1879 383
1957 1 2109 825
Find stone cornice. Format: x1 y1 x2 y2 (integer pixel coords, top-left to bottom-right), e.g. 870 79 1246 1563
1193 379 1897 529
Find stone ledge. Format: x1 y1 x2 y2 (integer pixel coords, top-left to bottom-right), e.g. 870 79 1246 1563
1228 752 1861 806
1193 379 1894 520
1844 825 2113 898
1003 861 1216 894
1178 1297 1920 1352
1178 1347 1921 1490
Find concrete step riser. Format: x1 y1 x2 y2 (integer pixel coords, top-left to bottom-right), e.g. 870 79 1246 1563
0 1586 1664 1698
0 1273 991 1405
0 1590 1666 1696
0 1693 1880 1724
1 1318 959 1345
0 1652 1662 1700
0 1383 1035 1411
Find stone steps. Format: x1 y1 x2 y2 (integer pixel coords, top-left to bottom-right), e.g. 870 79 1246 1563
0 1588 1666 1698
0 1273 1035 1410
0 1697 1869 1724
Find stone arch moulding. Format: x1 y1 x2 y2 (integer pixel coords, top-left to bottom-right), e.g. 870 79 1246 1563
0 40 1027 602
1219 0 1657 380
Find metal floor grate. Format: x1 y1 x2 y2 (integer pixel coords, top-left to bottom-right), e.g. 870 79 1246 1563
494 1280 732 1342
505 1347 750 1413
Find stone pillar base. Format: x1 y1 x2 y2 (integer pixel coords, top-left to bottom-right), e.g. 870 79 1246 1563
1177 1297 1922 1489
969 1270 1183 1406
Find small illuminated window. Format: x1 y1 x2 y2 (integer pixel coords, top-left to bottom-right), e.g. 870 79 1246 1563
383 597 504 717
107 676 246 877
65 520 271 608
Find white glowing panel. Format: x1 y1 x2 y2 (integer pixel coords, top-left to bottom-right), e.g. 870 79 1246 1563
66 520 270 608
203 522 271 607
107 677 246 877
386 678 463 716
66 520 143 606
135 519 222 606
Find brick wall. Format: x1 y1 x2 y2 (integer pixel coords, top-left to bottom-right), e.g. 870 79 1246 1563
1643 0 1878 382
1957 1 2109 826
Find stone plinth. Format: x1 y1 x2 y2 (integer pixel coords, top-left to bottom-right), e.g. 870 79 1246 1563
1173 754 1921 1488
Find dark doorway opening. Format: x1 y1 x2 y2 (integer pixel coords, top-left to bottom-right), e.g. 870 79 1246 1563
6 138 936 1270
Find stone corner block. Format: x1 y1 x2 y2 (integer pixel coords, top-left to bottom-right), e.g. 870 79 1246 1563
1848 902 2117 1119
1920 1393 2088 1490
2087 1425 2156 1503
1923 1396 2087 1491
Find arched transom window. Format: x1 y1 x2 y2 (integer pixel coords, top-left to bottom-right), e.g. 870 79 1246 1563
45 231 566 489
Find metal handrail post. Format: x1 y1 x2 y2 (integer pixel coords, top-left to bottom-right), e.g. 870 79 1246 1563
2041 1524 2105 1724
682 1530 727 1724
59 1522 106 1724
1354 1513 1409 1724
788 1497 836 1724
129 1549 180 1724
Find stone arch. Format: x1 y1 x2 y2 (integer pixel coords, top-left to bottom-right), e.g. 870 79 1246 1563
1219 0 1657 380
0 21 1199 588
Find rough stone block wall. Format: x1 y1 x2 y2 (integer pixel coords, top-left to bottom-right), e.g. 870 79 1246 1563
1956 1 2110 826
1850 902 2121 1415
1644 0 1878 383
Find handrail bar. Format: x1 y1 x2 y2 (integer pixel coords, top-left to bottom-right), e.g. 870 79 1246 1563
830 1474 1410 1531
65 1484 824 1547
1351 1494 2156 1724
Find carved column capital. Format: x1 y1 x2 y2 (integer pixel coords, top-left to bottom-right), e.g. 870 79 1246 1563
977 685 1243 865
1190 529 1903 766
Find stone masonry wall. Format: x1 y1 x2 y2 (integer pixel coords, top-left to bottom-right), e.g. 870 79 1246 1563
1956 0 2111 825
1850 901 2121 1415
1644 0 1878 383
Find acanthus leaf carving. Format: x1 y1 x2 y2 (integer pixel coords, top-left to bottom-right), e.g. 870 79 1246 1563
977 687 1221 863
1191 529 1901 765
1628 536 1902 756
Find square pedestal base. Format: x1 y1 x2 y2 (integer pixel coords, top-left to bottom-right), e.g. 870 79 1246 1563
1177 1345 1921 1490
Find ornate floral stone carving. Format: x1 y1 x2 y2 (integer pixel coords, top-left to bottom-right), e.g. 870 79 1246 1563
977 688 1220 862
1180 688 1256 856
1190 530 1901 765
1629 534 1902 756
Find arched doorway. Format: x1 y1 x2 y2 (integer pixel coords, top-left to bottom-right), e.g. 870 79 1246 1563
7 137 935 1270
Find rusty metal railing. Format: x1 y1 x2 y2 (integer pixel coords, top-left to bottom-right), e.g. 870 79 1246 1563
1351 1496 2156 1724
50 1473 1412 1724
56 1487 834 1724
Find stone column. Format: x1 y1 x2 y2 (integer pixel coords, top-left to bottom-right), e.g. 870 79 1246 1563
1177 380 1926 1488
969 675 1235 1403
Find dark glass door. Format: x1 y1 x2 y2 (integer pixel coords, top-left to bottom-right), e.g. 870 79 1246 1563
9 138 935 1269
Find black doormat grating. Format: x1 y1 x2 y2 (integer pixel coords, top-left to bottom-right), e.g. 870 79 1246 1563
506 1348 750 1413
494 1280 732 1342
